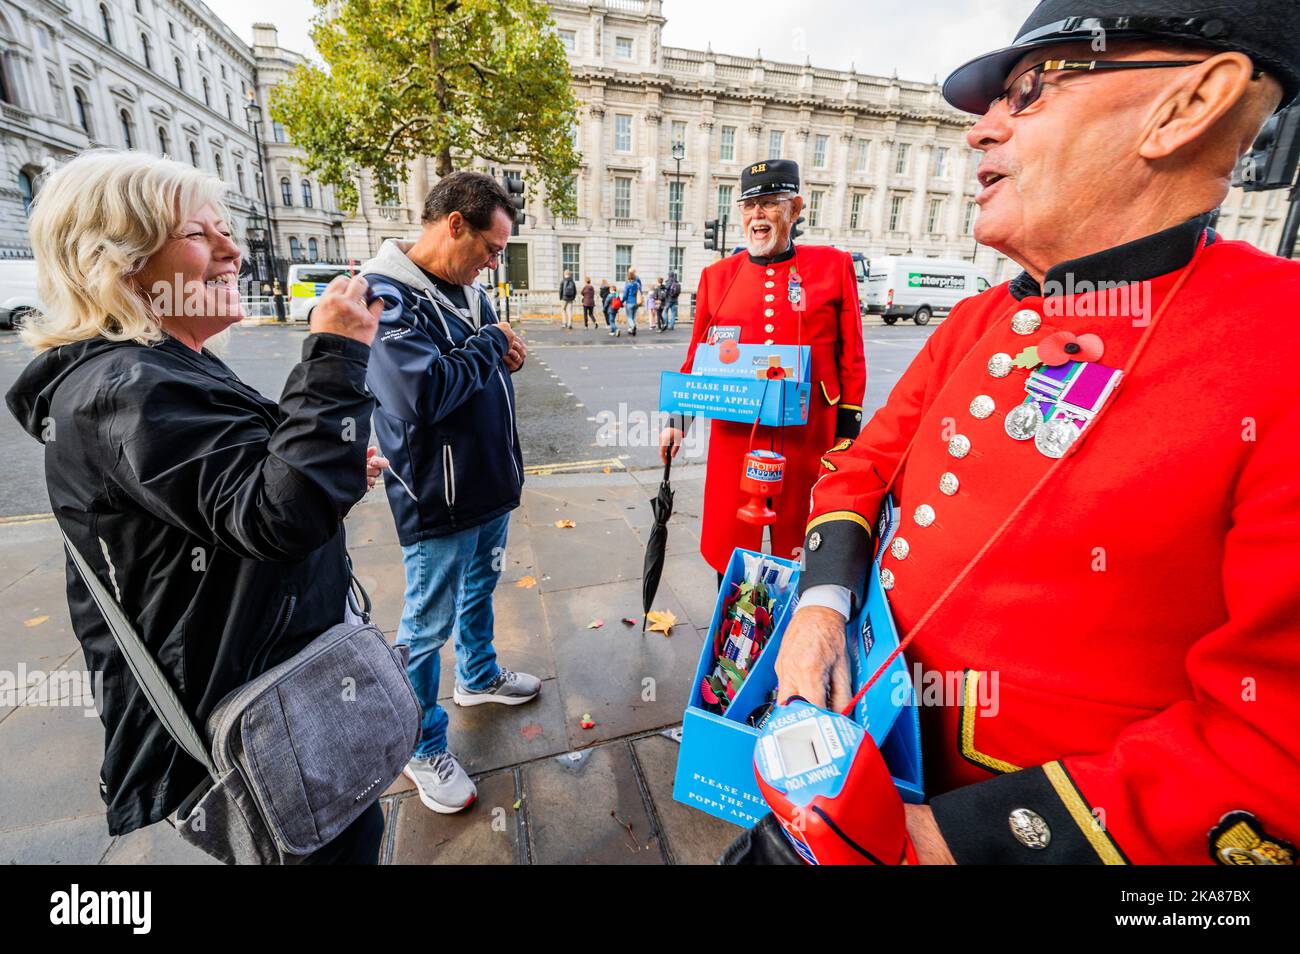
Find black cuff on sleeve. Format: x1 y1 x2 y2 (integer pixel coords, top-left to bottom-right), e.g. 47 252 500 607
303 332 371 365
929 764 1128 865
798 516 872 607
835 406 863 440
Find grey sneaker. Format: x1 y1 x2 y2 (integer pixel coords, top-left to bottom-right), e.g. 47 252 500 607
453 669 541 707
403 751 476 814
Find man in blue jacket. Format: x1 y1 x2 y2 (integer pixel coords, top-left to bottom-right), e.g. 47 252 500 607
362 171 539 814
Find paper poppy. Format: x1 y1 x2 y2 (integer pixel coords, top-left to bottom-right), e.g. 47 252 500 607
1037 331 1104 367
765 365 787 380
719 340 740 364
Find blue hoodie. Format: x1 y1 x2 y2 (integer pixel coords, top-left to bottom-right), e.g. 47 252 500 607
361 239 524 545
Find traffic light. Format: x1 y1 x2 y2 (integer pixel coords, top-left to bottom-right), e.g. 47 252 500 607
503 172 526 235
1233 105 1300 192
703 218 718 250
791 215 806 241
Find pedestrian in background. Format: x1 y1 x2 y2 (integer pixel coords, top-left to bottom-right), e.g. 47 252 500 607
362 171 540 816
623 267 643 337
607 288 623 337
558 268 577 330
653 276 668 332
665 271 681 330
599 278 612 329
581 276 596 329
6 150 388 863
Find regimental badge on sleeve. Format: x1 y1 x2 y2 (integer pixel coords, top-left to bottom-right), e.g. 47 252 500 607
1209 810 1296 865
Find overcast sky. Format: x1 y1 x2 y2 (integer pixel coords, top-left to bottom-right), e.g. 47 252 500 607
204 0 1034 85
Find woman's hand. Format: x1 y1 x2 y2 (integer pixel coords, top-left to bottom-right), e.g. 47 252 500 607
312 274 384 347
366 446 389 490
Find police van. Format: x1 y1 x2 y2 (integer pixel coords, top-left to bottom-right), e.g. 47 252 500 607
287 263 354 322
859 256 990 325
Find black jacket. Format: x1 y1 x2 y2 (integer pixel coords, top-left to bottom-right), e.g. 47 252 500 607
5 332 373 835
361 240 523 545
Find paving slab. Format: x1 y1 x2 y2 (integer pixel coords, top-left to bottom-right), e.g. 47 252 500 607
632 733 740 865
101 820 222 865
389 771 520 865
658 548 723 633
0 814 113 865
530 516 646 594
542 579 701 748
523 744 662 865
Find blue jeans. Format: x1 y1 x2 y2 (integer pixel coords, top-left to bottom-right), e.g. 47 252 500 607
625 302 638 331
666 301 678 328
397 512 510 758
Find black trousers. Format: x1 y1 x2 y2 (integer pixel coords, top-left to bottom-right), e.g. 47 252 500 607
302 801 384 865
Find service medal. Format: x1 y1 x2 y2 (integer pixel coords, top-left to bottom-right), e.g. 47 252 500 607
1034 417 1078 459
1004 401 1042 441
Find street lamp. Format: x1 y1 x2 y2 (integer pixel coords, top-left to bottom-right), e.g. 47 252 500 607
671 139 685 320
244 92 285 321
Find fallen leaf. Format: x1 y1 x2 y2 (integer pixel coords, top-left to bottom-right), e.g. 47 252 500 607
24 616 49 628
621 617 638 626
515 575 538 588
587 618 604 629
580 713 596 730
602 466 612 474
555 519 576 529
520 723 543 742
513 798 522 810
645 609 677 636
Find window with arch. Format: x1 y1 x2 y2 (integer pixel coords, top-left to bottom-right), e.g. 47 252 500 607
307 238 318 260
140 34 152 70
201 77 210 106
119 109 135 148
18 169 35 216
174 57 184 90
288 236 301 260
99 4 113 45
214 152 224 180
301 179 313 208
280 177 292 206
47 72 66 120
157 126 170 154
235 163 245 193
188 141 199 168
224 93 232 120
74 87 92 134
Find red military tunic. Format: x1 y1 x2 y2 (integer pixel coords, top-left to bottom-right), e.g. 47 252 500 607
799 216 1300 865
681 244 866 572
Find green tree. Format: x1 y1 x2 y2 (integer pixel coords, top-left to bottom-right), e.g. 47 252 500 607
271 0 581 215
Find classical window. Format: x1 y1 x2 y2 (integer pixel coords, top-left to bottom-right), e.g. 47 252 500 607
235 163 244 192
561 242 580 275
201 77 210 106
99 4 114 45
615 244 632 276
614 114 632 152
927 198 944 234
888 194 907 232
668 180 684 222
157 125 170 154
894 142 910 176
768 130 783 159
140 34 152 70
933 147 949 178
174 57 184 90
615 36 633 60
301 179 313 208
289 236 301 260
671 120 686 155
18 170 34 215
963 200 977 235
716 183 733 219
307 238 318 260
808 189 824 227
849 193 864 230
73 87 92 134
214 152 224 180
280 177 292 206
855 140 870 173
669 246 683 276
119 108 134 148
188 141 199 167
720 126 736 162
813 135 828 169
272 121 287 143
613 177 632 218
558 29 576 53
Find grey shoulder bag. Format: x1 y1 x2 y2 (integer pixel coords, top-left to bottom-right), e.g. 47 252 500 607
63 531 420 865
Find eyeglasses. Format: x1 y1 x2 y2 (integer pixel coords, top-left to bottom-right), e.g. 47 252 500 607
991 59 1207 116
472 229 506 264
738 195 794 212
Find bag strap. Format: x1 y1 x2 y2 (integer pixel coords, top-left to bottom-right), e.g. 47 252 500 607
60 529 217 778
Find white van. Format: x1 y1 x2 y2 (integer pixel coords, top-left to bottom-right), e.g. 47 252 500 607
0 259 43 330
287 263 354 323
860 256 990 325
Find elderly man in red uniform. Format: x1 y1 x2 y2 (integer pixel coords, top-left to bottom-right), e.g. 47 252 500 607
660 160 866 576
734 0 1300 866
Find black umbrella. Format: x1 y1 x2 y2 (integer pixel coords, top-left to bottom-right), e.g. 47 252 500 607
641 456 675 632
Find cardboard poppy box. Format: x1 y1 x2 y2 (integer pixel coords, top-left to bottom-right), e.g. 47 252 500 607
659 343 810 427
672 504 924 829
